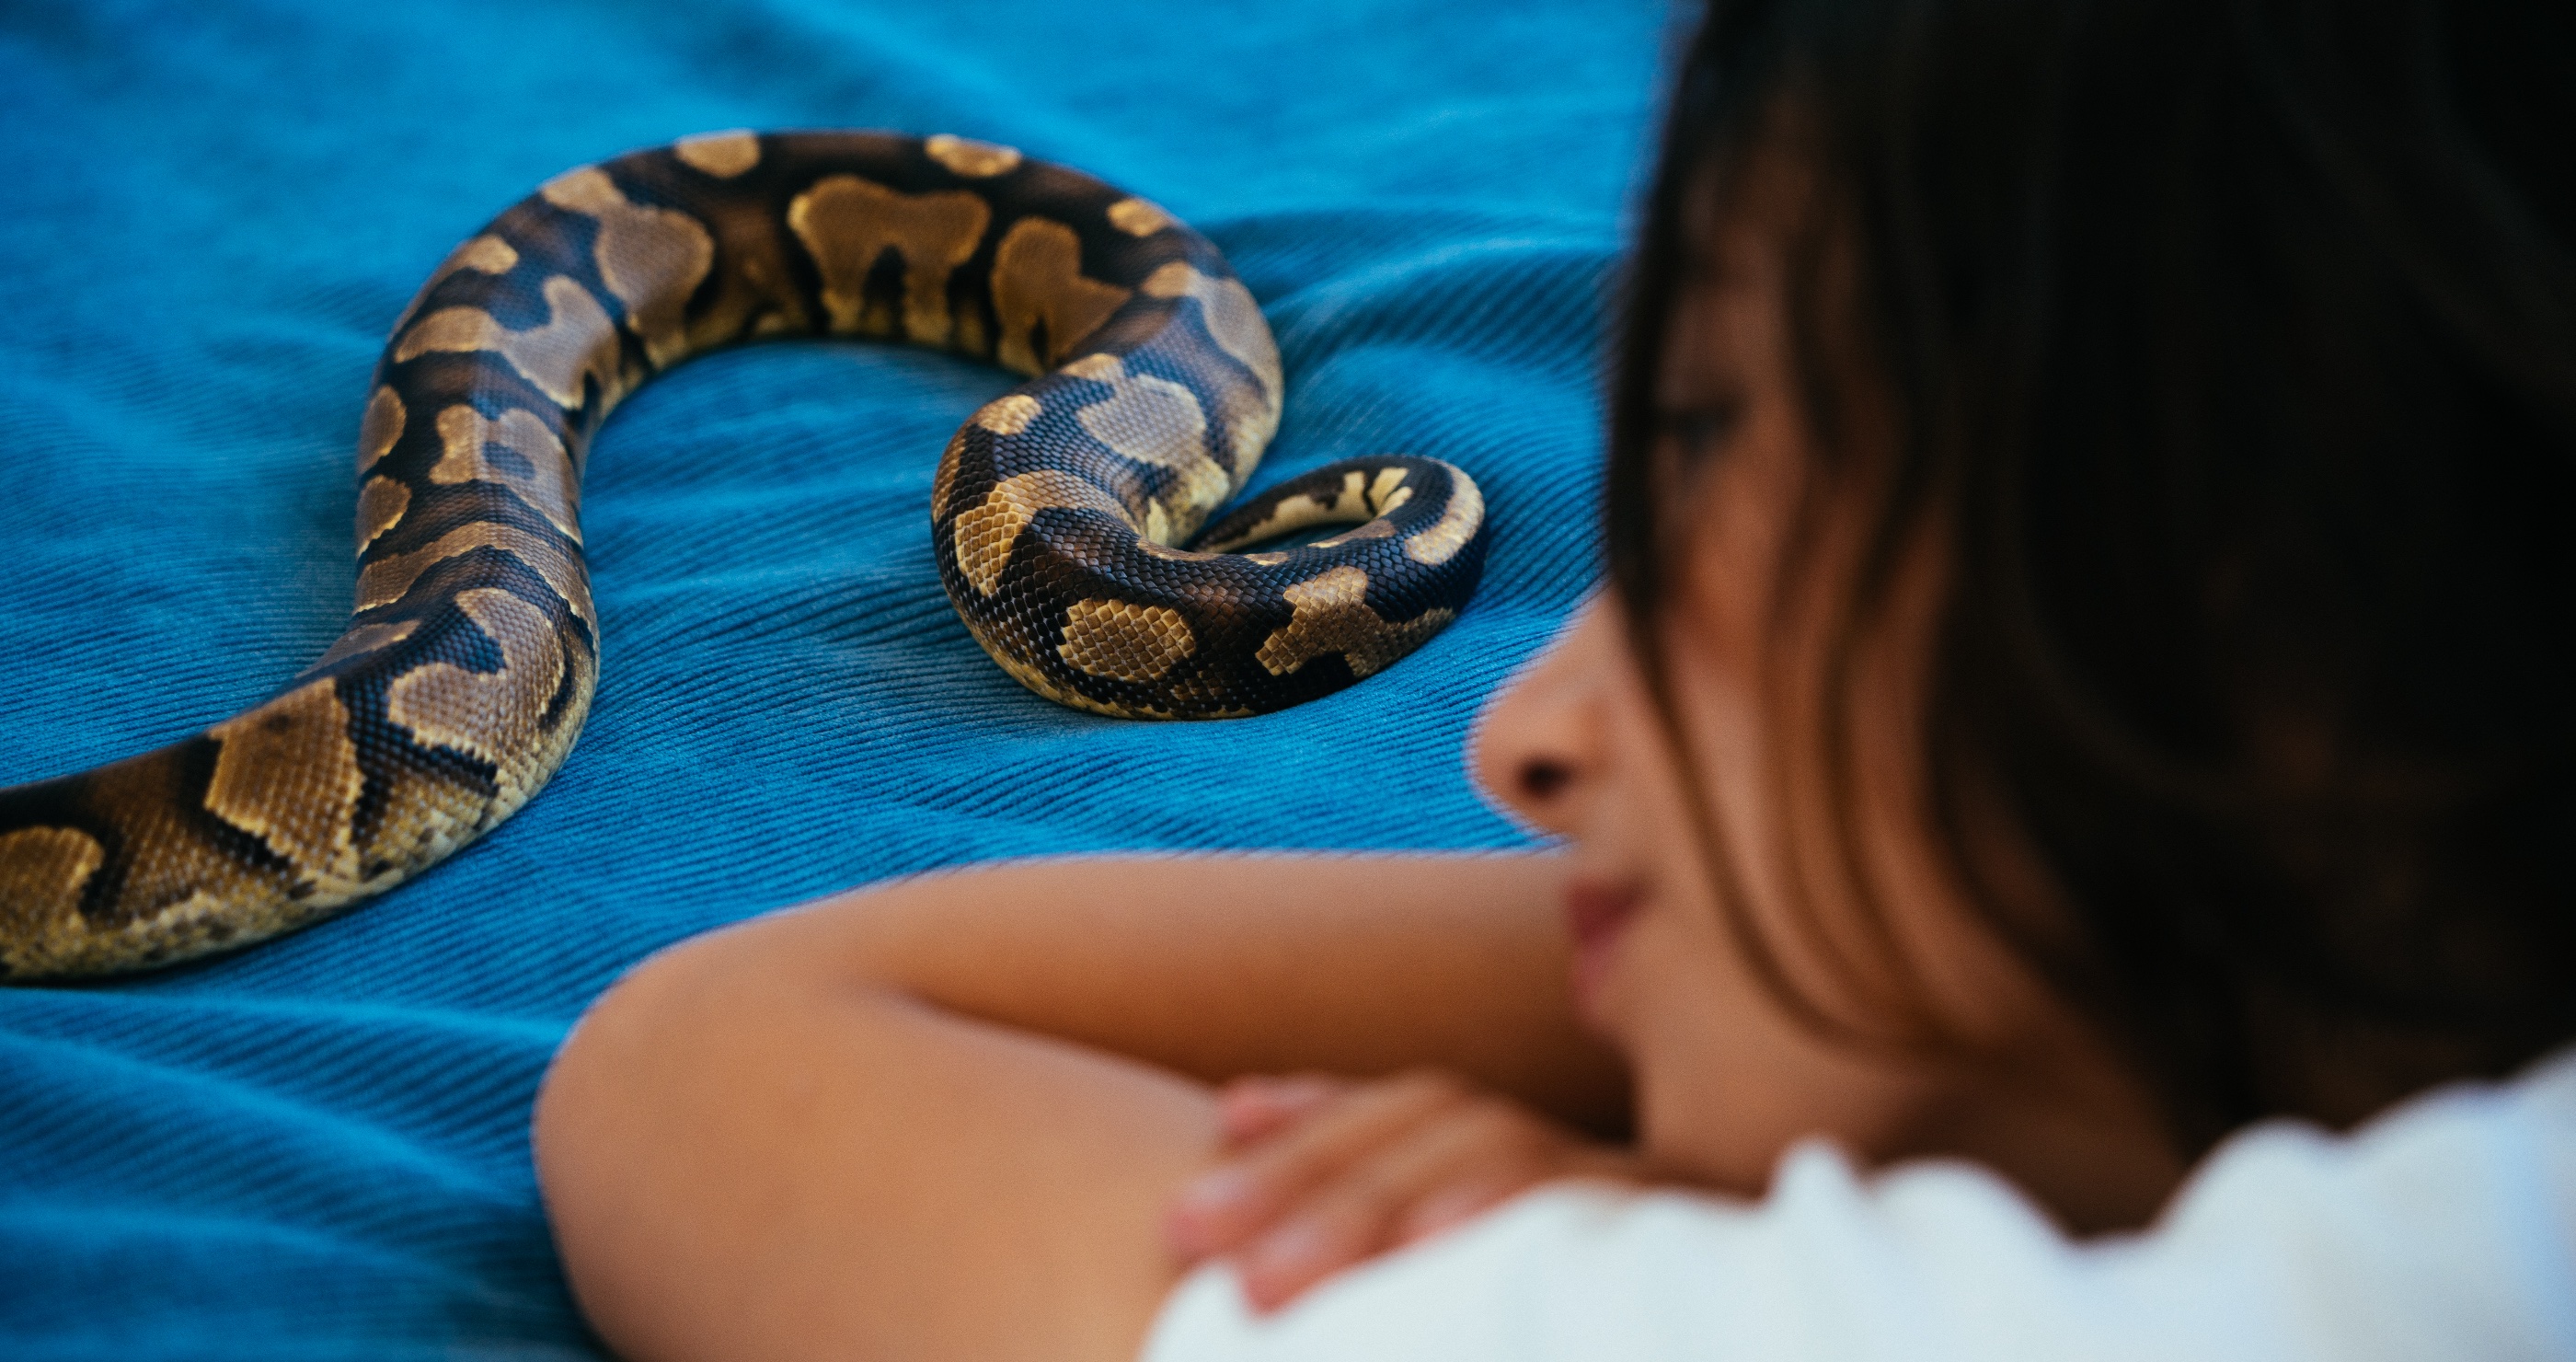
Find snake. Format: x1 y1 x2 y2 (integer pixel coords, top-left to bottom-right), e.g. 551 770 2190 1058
0 131 1488 983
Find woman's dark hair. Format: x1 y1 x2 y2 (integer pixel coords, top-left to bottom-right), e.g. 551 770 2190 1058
1607 0 2576 1152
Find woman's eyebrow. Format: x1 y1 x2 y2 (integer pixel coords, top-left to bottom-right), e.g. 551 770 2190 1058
1675 244 1728 289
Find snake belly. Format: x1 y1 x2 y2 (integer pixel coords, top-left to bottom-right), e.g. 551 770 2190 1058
0 131 1488 982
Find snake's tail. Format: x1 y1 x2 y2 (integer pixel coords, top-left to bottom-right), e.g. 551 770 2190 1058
1190 456 1484 556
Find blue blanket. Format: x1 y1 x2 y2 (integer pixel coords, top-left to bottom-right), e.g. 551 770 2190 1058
0 2 1662 1355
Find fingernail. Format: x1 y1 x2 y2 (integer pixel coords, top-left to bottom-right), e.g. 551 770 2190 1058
1217 1092 1278 1140
1166 1202 1220 1259
1177 1167 1255 1216
1245 1218 1332 1275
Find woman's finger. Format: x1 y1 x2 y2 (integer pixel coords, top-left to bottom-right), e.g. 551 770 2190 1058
1167 1071 1470 1256
1214 1073 1344 1147
1230 1098 1572 1310
1395 1180 1526 1245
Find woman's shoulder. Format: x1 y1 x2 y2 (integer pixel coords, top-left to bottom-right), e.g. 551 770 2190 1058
1141 1048 2576 1362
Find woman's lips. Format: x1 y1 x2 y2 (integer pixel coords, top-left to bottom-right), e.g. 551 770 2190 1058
1562 880 1643 1020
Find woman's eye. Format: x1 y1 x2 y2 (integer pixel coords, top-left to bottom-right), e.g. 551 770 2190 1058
1659 402 1741 462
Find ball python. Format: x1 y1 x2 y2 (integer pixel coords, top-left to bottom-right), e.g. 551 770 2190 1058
0 130 1488 982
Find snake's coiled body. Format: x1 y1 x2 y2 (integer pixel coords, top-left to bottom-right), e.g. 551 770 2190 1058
0 131 1487 982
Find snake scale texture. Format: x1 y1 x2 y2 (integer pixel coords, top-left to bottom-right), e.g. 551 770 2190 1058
0 130 1488 982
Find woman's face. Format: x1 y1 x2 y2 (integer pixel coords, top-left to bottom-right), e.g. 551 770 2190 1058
1472 182 2177 1215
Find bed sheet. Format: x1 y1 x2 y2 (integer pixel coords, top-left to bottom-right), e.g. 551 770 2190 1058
0 1 1665 1355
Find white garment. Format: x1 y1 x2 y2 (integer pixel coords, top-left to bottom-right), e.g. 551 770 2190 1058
1141 1048 2576 1361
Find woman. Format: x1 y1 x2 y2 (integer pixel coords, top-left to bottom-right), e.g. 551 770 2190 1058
532 0 2576 1356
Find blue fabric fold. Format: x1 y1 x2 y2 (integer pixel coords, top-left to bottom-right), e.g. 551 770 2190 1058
0 0 1663 1354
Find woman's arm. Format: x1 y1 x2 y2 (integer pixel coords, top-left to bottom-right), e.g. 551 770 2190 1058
533 851 1624 1362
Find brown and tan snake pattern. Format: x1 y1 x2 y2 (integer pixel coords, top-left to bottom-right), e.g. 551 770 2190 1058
0 131 1488 982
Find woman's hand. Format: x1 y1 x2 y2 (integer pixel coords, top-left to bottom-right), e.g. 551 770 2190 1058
1164 1070 1646 1312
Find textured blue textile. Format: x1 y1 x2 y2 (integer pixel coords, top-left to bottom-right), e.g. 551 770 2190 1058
0 2 1666 1356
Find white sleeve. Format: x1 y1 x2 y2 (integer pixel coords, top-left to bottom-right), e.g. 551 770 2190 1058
1138 1052 2576 1362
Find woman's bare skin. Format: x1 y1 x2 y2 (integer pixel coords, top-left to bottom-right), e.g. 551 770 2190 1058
534 853 1622 1362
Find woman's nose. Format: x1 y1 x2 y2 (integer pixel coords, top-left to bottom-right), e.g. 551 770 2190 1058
1471 596 1616 838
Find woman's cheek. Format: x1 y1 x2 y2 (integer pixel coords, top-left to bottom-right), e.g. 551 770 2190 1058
1608 910 1740 1169
1596 895 1719 1086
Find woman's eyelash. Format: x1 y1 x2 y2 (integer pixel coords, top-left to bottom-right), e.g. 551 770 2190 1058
1658 402 1742 459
